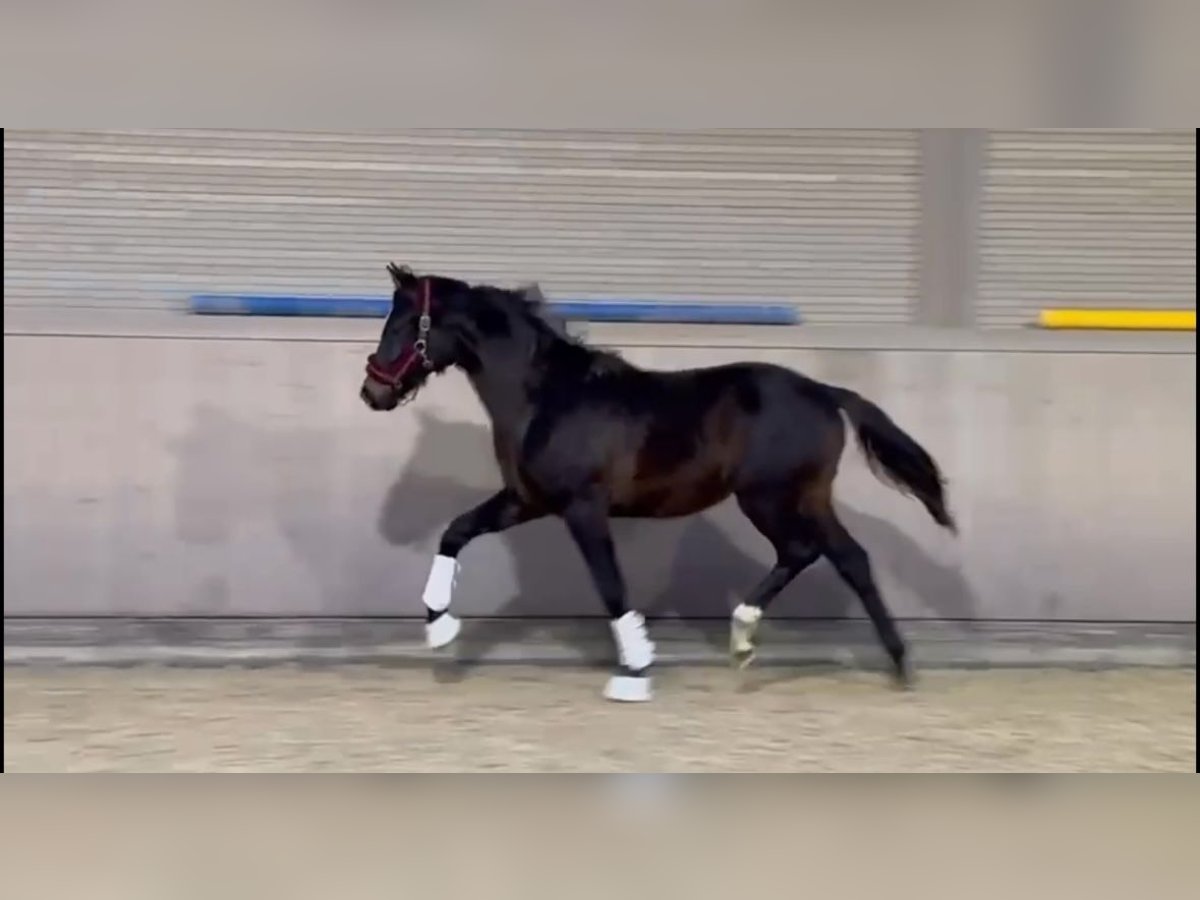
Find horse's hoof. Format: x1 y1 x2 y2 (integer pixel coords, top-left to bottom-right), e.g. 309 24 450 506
890 664 915 691
732 647 756 670
425 612 461 650
604 674 652 703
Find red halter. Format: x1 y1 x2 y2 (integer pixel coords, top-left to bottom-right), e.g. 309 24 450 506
365 278 433 388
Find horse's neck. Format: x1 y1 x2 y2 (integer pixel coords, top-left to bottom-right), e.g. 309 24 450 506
463 330 546 430
467 367 526 426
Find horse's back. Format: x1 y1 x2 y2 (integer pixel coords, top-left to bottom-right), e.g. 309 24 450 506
687 362 847 488
561 361 846 517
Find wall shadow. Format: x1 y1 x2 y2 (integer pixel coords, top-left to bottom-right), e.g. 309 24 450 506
381 412 980 679
171 404 377 616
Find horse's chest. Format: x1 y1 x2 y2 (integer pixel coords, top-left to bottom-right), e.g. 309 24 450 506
491 431 523 483
491 428 543 502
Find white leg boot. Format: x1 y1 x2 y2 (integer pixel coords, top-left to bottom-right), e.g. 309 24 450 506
422 554 461 649
604 611 655 703
730 603 763 668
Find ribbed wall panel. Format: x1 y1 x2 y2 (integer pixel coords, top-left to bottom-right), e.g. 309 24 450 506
4 129 921 324
977 130 1195 327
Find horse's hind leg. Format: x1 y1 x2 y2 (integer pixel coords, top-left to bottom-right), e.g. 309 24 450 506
731 490 821 668
813 511 911 688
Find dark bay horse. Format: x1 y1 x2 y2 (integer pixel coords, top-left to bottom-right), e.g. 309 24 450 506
361 265 956 702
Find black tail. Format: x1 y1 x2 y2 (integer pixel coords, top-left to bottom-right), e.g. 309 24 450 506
828 387 957 534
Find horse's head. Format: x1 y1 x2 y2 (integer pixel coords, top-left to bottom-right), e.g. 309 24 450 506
360 264 465 411
360 265 571 412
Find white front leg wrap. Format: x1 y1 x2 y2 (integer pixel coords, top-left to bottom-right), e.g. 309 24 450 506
423 555 461 649
423 554 458 613
731 603 763 654
611 611 655 672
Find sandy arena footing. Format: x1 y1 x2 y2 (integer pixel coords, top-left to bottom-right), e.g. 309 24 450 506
4 665 1193 772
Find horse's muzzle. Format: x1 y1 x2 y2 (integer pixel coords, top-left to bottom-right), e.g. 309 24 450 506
360 377 400 411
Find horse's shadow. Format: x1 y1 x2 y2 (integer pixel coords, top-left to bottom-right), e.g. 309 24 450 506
381 411 979 681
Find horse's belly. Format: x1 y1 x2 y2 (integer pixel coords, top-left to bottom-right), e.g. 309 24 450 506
611 470 733 519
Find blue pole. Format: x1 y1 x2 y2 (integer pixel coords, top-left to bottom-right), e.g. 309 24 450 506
189 294 801 325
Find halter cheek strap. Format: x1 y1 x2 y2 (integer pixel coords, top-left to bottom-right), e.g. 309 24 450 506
365 279 434 387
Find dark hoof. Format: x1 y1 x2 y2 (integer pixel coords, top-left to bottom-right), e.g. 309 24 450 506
890 664 915 691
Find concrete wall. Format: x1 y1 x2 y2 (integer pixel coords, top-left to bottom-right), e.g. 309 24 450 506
4 312 1195 622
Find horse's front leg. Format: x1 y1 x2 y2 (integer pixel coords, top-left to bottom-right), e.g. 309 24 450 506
562 494 655 702
423 489 541 649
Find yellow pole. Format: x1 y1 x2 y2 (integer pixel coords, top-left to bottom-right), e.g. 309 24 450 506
1038 309 1196 331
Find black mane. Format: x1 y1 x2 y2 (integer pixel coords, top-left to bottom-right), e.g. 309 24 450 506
470 281 631 379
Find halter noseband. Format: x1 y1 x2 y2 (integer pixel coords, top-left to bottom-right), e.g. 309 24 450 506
365 278 434 389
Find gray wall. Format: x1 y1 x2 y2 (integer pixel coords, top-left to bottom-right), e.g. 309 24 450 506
5 312 1194 622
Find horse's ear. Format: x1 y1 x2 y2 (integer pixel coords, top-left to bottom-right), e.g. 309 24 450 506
523 283 569 337
387 262 416 290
